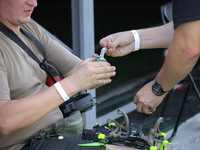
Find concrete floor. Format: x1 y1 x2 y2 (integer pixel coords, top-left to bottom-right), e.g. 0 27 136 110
166 112 200 150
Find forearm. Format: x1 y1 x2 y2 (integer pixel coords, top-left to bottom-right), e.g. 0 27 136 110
0 77 80 135
0 58 116 134
157 42 199 91
156 21 200 91
137 22 174 49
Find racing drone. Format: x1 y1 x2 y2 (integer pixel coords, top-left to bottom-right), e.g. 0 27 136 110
93 109 168 150
59 91 168 150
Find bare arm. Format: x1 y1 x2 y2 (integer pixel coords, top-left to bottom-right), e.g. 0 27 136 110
134 20 200 114
64 60 83 78
0 86 64 135
157 20 200 91
138 21 174 49
0 58 116 135
99 22 174 57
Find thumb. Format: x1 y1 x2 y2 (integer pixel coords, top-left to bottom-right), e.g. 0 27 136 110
92 54 98 58
84 57 95 62
108 35 122 48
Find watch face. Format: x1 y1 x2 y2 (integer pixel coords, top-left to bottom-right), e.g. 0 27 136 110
152 84 162 96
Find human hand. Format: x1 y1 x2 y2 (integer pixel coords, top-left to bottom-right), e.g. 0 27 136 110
99 31 135 57
68 58 116 91
133 81 166 114
92 53 98 58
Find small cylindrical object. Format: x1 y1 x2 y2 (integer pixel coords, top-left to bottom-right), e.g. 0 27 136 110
94 47 107 62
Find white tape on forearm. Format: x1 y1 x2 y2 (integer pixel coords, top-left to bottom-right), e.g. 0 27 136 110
54 82 69 102
130 30 140 51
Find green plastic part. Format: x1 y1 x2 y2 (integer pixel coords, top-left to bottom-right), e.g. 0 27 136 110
108 123 115 126
78 142 105 147
160 140 169 150
98 133 105 139
150 146 158 150
161 132 166 138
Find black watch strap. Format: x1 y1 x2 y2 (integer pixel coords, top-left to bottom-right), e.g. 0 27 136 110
152 78 169 96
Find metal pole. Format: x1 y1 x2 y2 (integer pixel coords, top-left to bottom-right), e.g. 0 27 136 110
71 0 96 129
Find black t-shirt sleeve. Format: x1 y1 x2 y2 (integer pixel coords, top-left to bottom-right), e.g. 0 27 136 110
173 0 200 28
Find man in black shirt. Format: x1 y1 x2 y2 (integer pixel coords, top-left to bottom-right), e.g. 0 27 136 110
99 0 200 114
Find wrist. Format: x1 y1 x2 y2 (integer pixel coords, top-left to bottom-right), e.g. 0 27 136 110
152 77 169 96
60 77 80 97
54 82 69 102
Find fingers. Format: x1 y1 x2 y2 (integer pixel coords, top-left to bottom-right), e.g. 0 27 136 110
133 82 164 114
105 35 122 57
82 60 116 87
92 54 98 58
84 57 110 65
99 35 111 48
133 96 158 114
133 94 138 105
108 35 122 49
93 64 116 74
100 34 121 49
88 72 115 89
85 61 116 75
133 94 154 114
106 48 115 56
91 66 116 87
86 55 116 75
94 71 116 81
70 58 117 92
143 106 153 114
136 103 153 114
99 34 120 57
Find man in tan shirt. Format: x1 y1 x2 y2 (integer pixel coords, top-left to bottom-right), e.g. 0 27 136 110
0 1 140 150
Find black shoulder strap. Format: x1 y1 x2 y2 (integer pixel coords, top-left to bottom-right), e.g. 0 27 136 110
21 28 46 61
0 22 64 83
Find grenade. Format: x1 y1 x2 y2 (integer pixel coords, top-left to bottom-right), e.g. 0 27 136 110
94 47 107 62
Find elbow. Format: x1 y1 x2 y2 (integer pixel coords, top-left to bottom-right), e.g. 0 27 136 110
0 101 17 135
0 129 11 136
0 119 12 135
182 45 200 62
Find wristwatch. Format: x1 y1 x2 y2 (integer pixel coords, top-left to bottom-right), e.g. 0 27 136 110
152 78 169 96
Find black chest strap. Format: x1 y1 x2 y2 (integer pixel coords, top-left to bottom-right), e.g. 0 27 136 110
0 22 64 83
